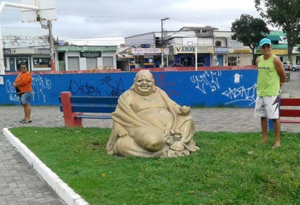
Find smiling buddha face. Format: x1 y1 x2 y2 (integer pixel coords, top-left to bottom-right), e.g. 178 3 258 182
133 70 155 96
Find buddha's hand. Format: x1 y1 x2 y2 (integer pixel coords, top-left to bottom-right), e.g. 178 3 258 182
118 130 128 137
179 106 190 115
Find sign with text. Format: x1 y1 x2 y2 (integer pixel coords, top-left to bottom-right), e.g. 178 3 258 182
131 48 161 54
80 52 101 58
174 46 214 54
234 49 251 54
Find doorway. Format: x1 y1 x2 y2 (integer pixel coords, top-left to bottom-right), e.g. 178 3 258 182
16 57 30 71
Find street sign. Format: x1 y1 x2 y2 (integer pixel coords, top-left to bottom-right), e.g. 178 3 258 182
163 48 169 55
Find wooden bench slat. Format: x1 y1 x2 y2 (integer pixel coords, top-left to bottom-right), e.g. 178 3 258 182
280 109 300 117
72 105 116 113
280 98 300 106
280 118 300 123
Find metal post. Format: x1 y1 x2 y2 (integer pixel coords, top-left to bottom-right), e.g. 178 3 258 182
48 20 55 71
160 18 169 68
0 25 4 74
195 46 198 71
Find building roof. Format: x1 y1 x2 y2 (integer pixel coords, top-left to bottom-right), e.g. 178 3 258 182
179 26 218 31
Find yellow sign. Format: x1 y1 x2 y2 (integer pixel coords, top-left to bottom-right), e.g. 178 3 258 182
234 49 251 54
256 49 288 55
271 50 288 55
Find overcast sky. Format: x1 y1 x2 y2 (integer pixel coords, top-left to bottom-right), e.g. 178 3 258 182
0 0 264 45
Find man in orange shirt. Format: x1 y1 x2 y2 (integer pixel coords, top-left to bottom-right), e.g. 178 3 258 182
13 64 33 123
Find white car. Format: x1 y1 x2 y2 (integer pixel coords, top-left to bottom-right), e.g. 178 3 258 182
291 63 300 71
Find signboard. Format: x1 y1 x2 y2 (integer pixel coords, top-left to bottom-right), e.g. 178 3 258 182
141 44 150 48
163 48 169 55
131 48 161 54
256 49 288 55
174 46 214 54
3 49 11 55
80 52 101 58
234 49 251 54
214 47 228 53
37 48 50 54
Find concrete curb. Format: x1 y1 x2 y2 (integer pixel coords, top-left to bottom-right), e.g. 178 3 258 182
3 128 89 205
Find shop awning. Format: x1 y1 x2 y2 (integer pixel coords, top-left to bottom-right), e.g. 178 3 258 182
267 35 282 41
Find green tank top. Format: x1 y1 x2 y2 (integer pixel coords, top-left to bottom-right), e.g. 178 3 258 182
257 55 280 96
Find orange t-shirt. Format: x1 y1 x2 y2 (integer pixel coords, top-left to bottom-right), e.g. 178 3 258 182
14 72 33 93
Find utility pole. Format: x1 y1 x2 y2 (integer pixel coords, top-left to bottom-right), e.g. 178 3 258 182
160 17 169 68
48 20 55 71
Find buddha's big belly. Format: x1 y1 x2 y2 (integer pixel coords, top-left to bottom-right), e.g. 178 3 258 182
137 108 174 130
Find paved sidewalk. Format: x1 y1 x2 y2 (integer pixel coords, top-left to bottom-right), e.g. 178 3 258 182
0 72 299 204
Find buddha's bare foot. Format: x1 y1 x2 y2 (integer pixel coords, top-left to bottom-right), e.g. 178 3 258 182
170 141 184 151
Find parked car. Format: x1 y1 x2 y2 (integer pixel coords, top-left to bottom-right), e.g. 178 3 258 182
291 63 300 71
196 63 205 67
188 63 205 67
167 63 184 67
283 62 292 71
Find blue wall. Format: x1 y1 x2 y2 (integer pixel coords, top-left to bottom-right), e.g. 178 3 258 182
0 69 257 107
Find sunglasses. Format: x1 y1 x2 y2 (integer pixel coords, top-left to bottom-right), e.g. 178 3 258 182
261 44 271 49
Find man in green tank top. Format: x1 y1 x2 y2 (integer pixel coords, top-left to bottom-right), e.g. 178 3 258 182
255 38 286 148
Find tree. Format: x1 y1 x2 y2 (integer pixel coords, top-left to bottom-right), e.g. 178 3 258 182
255 0 300 62
231 14 270 65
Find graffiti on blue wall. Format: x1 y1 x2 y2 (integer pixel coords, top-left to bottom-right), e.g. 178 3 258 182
101 75 125 96
5 79 19 102
190 71 222 94
154 73 179 97
68 80 102 96
5 74 52 103
32 75 52 102
221 72 256 106
68 75 125 96
222 84 257 105
0 69 257 107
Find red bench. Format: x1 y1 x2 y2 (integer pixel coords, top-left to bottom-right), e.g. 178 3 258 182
280 98 300 124
59 92 118 127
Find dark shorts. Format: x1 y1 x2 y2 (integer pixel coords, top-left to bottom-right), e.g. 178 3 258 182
20 92 33 105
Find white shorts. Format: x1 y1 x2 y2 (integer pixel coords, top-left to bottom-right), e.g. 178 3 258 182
254 96 280 119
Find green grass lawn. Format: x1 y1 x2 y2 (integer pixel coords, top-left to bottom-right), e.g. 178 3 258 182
9 127 300 205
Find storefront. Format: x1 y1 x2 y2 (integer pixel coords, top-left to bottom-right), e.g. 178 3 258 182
129 48 161 69
227 49 252 66
4 48 51 72
214 47 229 66
173 46 214 66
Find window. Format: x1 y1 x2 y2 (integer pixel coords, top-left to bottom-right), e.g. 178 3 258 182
33 57 51 68
228 56 237 66
215 41 222 47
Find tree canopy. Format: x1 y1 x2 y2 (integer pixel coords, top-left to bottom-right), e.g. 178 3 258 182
231 14 269 65
255 0 300 61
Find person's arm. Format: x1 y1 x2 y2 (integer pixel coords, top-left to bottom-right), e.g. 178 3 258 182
14 73 31 87
273 57 286 87
13 74 21 87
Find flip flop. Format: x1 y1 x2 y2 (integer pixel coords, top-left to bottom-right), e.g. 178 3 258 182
20 119 32 123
